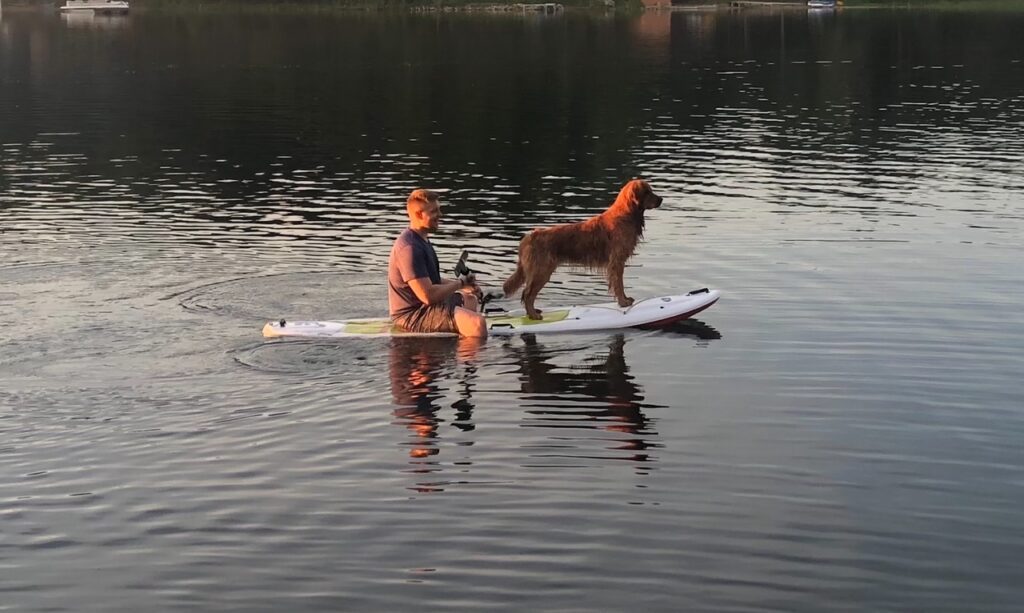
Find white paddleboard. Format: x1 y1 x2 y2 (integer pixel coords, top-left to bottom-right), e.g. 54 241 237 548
262 289 720 338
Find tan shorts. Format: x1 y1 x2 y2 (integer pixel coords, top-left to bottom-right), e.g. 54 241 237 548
393 293 465 334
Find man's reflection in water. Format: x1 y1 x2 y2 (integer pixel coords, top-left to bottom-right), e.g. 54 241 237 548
387 336 481 492
387 321 721 488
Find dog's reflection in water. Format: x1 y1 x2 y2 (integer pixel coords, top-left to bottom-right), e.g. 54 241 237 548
508 333 662 466
387 324 720 488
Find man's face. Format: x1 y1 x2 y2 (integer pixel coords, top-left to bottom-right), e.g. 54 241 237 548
413 199 441 232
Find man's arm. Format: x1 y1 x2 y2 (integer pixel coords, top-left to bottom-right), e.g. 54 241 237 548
396 241 479 305
407 277 464 306
395 242 451 305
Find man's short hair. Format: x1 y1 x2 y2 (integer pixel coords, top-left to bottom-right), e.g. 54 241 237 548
407 189 440 211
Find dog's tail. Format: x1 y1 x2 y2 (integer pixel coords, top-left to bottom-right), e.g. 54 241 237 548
503 234 533 297
503 263 525 297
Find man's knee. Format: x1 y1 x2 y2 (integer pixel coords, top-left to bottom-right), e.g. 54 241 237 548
454 308 487 338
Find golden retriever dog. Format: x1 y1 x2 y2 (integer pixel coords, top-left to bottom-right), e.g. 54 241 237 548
503 179 663 320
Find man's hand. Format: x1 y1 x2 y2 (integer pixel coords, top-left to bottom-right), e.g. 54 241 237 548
459 273 482 298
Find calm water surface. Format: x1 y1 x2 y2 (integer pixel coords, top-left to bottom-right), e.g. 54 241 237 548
2 6 1024 611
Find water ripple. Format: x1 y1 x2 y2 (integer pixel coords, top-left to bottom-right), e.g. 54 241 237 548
2 8 1024 613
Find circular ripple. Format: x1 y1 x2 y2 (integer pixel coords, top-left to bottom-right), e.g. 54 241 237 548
167 271 386 321
232 338 386 381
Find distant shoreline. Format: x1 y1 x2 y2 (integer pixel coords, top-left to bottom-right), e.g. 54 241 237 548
4 0 1020 11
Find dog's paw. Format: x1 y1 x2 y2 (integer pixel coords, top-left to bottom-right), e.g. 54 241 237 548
526 310 543 320
618 297 634 308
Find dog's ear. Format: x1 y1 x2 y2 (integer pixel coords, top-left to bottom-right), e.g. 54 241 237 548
620 179 648 209
629 179 662 210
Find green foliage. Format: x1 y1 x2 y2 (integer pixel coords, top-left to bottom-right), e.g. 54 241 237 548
843 0 1024 7
135 0 590 8
130 0 640 10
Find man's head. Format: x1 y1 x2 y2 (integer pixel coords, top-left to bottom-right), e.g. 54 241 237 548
407 188 441 234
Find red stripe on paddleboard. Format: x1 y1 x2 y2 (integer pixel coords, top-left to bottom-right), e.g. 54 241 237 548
634 297 718 329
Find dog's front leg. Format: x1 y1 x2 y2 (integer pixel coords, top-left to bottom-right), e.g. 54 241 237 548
607 264 634 308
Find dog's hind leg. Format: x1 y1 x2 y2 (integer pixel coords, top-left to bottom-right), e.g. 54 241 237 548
503 233 536 298
522 265 555 320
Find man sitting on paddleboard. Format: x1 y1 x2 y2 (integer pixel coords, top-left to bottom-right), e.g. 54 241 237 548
388 189 487 338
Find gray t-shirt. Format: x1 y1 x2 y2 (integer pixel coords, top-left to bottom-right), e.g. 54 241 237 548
388 228 441 319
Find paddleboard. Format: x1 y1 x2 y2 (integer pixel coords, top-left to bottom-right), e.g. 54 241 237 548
262 288 720 338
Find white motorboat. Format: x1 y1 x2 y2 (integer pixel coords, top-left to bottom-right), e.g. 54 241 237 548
60 0 130 13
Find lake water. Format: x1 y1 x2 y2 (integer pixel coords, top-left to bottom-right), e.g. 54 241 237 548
2 5 1023 611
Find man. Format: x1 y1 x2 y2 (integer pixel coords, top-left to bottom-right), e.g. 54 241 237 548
388 189 487 338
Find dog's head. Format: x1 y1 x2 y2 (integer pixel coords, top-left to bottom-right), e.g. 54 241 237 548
620 179 663 211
